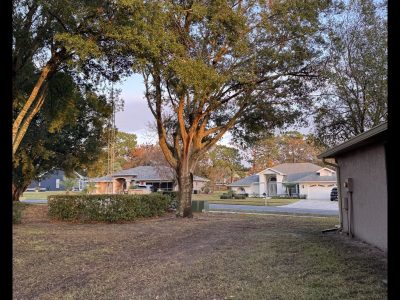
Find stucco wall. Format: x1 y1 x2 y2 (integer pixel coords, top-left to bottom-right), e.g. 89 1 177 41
319 168 335 176
337 143 387 251
230 184 259 196
93 182 113 194
193 181 207 192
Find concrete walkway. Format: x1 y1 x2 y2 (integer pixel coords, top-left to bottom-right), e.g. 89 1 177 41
209 200 339 216
280 199 338 210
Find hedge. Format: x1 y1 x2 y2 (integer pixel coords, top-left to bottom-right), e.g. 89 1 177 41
48 194 171 222
13 202 29 224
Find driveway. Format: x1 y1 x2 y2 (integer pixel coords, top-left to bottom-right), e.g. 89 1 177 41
281 200 338 210
209 200 338 216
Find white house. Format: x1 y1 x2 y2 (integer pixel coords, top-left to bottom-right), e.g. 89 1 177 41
228 163 337 200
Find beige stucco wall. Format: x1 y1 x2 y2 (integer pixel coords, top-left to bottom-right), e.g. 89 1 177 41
230 184 259 196
318 168 335 176
193 180 207 192
93 182 112 194
337 143 387 252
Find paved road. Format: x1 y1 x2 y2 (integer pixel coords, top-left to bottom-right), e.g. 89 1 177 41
209 200 339 216
20 199 48 204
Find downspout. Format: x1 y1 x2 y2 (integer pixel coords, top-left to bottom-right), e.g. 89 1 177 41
322 158 343 231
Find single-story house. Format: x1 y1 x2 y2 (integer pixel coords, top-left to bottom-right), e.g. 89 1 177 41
27 169 86 191
318 122 387 252
228 162 337 200
89 166 209 194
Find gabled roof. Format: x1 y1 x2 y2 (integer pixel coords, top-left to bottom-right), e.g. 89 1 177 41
291 174 337 183
228 175 259 186
89 175 113 183
269 163 323 175
94 166 209 182
318 122 387 159
193 175 210 182
112 166 175 181
286 172 317 182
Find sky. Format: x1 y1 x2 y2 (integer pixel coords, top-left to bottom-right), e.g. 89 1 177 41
114 74 313 146
114 74 235 145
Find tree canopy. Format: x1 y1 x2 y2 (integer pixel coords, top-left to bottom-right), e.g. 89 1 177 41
114 0 332 216
313 0 387 146
12 71 112 201
243 131 326 173
12 0 135 154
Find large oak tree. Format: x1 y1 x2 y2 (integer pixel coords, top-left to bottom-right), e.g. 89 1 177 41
116 0 331 217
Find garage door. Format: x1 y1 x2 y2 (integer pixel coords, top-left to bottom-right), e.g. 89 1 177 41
307 184 335 200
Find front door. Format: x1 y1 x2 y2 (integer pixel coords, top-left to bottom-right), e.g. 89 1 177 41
267 182 277 196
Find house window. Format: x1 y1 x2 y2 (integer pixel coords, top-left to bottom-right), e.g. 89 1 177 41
56 179 60 189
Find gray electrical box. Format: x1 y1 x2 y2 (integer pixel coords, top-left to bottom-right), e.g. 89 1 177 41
342 197 348 210
344 178 353 192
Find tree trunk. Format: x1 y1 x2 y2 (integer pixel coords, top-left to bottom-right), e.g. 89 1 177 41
12 183 25 202
176 171 193 218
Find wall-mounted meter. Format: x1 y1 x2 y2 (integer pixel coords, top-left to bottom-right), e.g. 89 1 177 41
344 178 353 192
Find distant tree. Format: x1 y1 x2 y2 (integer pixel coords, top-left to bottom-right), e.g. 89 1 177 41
115 131 138 168
209 145 245 184
60 177 77 195
314 0 387 146
245 132 326 173
117 0 332 217
194 144 245 189
129 144 170 168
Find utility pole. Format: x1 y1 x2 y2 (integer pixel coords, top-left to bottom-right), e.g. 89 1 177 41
107 84 116 193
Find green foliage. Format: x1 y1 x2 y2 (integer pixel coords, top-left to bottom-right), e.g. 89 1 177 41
160 191 179 210
47 194 170 222
234 194 246 199
244 131 326 172
81 182 96 194
60 177 77 192
220 190 237 199
314 0 387 146
13 202 28 224
12 70 112 200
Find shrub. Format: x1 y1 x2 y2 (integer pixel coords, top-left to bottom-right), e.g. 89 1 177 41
226 190 236 197
220 194 231 199
234 194 246 199
13 202 28 224
161 191 179 210
48 194 170 222
202 187 210 194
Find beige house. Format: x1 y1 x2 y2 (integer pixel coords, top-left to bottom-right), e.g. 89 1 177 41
89 166 209 194
318 122 387 252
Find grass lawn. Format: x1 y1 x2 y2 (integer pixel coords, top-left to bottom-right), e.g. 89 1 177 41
193 191 299 206
13 205 387 299
20 191 81 200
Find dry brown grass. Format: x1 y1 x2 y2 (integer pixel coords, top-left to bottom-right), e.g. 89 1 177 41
13 205 387 299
